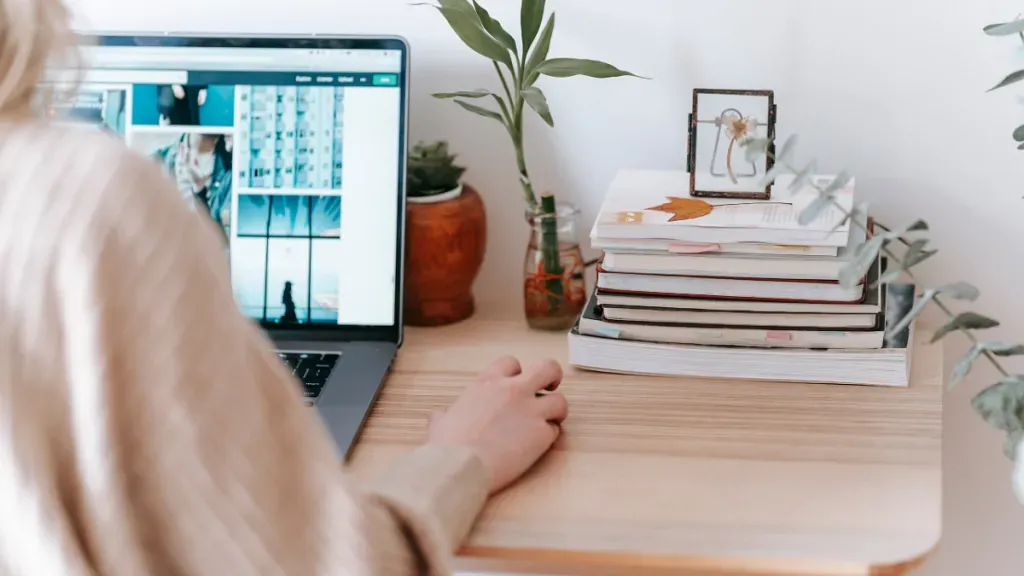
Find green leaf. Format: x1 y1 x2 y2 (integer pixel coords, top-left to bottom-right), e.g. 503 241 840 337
839 235 884 288
473 1 518 56
948 341 1018 388
904 219 929 232
759 163 784 187
989 69 1024 91
1013 124 1024 142
433 90 491 99
776 134 798 164
823 171 852 195
743 137 771 163
938 281 980 301
887 288 934 338
452 98 504 122
521 86 554 127
951 344 985 389
489 92 511 122
797 195 832 226
1005 430 1024 459
982 342 1024 357
931 312 1000 344
831 200 868 233
437 0 476 13
972 375 1024 432
536 58 645 79
523 12 555 85
1017 142 1024 150
984 19 1024 36
904 239 938 268
789 161 817 191
521 0 546 57
435 5 513 69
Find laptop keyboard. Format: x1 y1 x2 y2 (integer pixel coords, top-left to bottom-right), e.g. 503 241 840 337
278 352 340 403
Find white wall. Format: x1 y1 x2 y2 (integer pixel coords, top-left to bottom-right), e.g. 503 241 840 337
67 0 1024 573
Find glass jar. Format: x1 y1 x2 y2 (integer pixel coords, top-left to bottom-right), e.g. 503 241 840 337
523 202 587 331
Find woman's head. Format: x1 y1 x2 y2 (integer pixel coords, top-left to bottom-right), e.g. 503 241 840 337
0 0 78 117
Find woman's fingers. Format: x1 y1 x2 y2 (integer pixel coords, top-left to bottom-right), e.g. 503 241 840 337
480 356 522 381
518 359 563 393
536 392 569 423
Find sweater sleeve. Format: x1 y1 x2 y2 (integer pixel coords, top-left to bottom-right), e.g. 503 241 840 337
11 138 489 576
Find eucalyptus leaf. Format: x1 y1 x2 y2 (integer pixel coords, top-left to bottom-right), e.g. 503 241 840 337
453 98 504 122
520 0 546 57
1013 124 1024 142
536 58 644 79
904 239 938 268
743 138 771 163
436 5 514 69
474 1 518 55
776 134 798 164
523 12 555 84
904 219 929 232
789 161 817 191
840 235 885 288
887 288 936 338
938 281 980 301
951 345 985 389
931 312 1001 344
972 375 1024 432
797 195 832 226
1017 142 1024 150
1005 430 1024 459
984 19 1024 36
823 171 852 195
989 69 1024 91
982 342 1024 357
759 163 784 187
433 90 491 99
831 200 868 233
521 86 554 127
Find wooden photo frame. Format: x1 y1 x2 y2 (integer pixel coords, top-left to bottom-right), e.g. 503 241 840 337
687 89 777 200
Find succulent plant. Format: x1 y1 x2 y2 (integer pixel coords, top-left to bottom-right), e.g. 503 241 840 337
407 141 467 198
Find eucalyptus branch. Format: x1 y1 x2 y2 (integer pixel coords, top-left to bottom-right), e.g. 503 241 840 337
744 137 1022 471
767 148 1013 379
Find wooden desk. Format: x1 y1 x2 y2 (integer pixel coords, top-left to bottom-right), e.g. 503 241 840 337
349 309 942 576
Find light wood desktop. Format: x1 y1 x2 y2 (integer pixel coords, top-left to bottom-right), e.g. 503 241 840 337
348 307 942 576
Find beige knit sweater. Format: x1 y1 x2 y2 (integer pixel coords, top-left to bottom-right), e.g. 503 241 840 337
0 122 489 575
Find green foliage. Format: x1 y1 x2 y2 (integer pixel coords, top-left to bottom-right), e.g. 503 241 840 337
407 141 466 197
986 17 1024 148
419 0 645 210
742 135 1024 495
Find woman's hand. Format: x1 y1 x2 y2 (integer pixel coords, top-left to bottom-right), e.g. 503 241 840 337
428 356 569 494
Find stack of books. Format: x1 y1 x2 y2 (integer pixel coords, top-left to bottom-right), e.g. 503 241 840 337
569 170 916 387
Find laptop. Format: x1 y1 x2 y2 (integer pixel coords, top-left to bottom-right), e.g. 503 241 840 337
61 34 410 458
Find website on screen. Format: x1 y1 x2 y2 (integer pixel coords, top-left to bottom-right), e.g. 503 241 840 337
51 46 404 327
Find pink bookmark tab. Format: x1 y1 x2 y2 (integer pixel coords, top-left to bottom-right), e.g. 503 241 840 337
766 331 794 342
669 242 721 254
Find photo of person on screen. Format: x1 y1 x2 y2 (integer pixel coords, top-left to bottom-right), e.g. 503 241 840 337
157 84 208 126
151 133 233 235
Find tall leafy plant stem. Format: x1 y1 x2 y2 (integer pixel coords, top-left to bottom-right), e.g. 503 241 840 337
489 60 536 210
768 150 1011 380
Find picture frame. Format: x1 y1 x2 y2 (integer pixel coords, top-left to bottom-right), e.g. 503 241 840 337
687 89 777 200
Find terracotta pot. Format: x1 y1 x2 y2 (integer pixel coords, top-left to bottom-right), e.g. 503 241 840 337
404 183 487 326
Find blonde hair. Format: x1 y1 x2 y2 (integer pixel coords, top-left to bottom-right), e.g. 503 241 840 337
0 0 78 116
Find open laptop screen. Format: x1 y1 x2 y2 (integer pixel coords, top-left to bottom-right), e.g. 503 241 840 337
51 37 406 332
